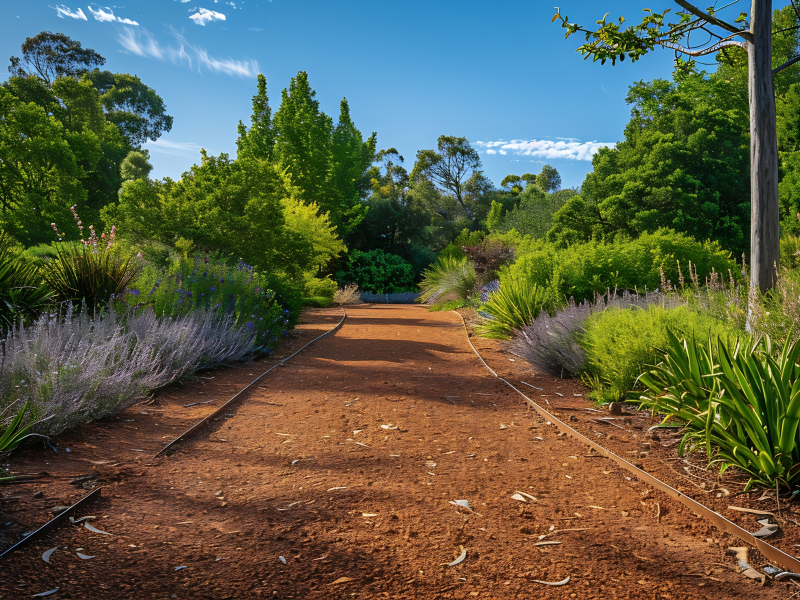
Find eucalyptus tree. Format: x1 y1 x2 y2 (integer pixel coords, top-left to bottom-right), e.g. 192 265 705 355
554 1 800 293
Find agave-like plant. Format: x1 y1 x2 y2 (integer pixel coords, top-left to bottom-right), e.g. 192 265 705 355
0 242 52 330
40 242 140 314
476 278 546 340
638 330 800 491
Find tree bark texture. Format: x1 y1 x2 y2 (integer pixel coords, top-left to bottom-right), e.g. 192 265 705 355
748 0 780 291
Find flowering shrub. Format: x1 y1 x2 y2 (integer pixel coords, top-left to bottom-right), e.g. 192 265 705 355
121 256 288 352
0 306 255 435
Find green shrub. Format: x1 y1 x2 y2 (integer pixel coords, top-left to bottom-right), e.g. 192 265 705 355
581 304 733 401
505 229 738 305
417 256 476 304
639 331 800 491
476 278 547 340
336 249 416 294
123 257 289 351
302 296 334 308
438 229 485 261
781 234 800 271
304 276 337 300
428 299 467 312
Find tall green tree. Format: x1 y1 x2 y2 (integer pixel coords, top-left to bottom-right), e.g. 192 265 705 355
236 73 274 161
86 70 174 147
241 72 376 240
0 87 87 245
554 2 800 292
549 72 751 253
8 31 104 84
413 135 482 217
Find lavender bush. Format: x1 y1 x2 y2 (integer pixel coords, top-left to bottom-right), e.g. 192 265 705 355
0 306 255 435
511 290 673 377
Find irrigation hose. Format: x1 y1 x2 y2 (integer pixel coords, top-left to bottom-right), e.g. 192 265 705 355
154 308 347 457
454 311 800 574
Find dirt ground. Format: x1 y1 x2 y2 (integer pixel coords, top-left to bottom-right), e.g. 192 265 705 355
0 304 796 599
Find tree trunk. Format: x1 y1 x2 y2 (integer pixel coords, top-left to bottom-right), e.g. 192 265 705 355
748 0 780 293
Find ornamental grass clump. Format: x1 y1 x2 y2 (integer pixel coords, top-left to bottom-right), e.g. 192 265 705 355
0 306 255 436
639 331 800 491
417 256 476 305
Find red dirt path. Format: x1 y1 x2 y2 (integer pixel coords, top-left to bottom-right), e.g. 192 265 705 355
0 305 791 599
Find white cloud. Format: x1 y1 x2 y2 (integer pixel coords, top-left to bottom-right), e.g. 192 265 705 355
88 5 139 25
118 27 258 78
144 139 202 155
474 139 615 161
51 4 88 19
189 7 226 25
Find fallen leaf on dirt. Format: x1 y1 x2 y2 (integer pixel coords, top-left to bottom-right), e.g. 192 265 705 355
352 430 362 434
362 513 378 517
450 499 472 511
76 552 95 560
291 459 300 465
446 546 467 566
354 442 368 447
515 491 538 502
84 522 111 535
499 424 507 430
279 556 287 564
727 506 776 518
425 462 437 468
727 547 765 583
588 505 606 510
275 433 293 437
327 487 347 492
176 521 194 525
443 451 456 454
532 577 570 586
330 577 354 585
511 493 527 502
69 516 95 524
533 541 561 547
427 472 436 476
565 475 572 479
174 566 188 571
32 588 59 597
41 548 57 564
753 518 779 538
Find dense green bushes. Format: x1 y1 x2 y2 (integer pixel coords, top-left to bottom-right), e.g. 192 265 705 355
581 304 733 402
337 249 416 294
503 229 738 304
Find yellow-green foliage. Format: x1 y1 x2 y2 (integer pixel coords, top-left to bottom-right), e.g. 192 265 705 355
504 229 738 304
304 276 337 300
581 304 733 401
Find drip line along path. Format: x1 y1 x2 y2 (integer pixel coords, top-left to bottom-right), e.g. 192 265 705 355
1 305 787 599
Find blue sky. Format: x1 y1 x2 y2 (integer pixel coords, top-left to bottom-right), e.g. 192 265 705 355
3 1 713 188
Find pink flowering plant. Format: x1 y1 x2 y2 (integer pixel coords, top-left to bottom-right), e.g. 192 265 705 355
42 207 139 314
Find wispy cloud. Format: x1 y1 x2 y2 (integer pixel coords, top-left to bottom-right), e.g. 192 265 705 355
88 4 139 25
189 7 226 25
474 139 615 161
51 4 87 19
118 27 259 78
144 139 203 156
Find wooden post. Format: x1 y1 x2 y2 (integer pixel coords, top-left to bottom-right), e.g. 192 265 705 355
748 0 780 292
